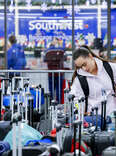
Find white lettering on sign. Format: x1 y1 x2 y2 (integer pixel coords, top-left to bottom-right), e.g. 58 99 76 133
29 20 84 31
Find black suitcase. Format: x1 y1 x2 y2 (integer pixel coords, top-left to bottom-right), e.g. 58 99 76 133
102 110 116 156
102 146 116 156
0 121 12 140
82 92 115 156
73 120 90 156
36 93 52 135
2 145 46 156
93 131 114 155
92 92 115 155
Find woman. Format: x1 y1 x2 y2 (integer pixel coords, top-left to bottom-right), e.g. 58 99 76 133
70 45 116 116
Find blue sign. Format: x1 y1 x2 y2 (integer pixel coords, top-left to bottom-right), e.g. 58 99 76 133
0 8 116 48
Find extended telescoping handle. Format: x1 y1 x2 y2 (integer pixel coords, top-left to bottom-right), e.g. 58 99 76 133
1 78 11 95
91 107 94 126
23 78 30 93
1 78 11 82
23 83 29 89
28 95 34 127
91 107 98 130
73 120 82 156
47 93 51 120
11 91 19 119
12 77 22 92
35 85 41 111
64 88 70 113
68 94 75 102
35 86 39 111
38 85 42 114
101 89 107 131
1 79 11 111
78 96 85 133
17 88 23 115
51 100 58 129
101 100 107 131
11 113 22 156
68 94 75 129
44 93 51 120
24 82 30 93
94 107 98 131
56 122 62 151
36 85 44 113
25 92 29 123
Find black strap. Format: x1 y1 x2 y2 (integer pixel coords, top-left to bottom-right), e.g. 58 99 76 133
77 74 89 113
103 61 115 93
77 61 115 113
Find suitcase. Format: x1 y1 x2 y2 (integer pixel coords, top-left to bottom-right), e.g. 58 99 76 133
0 121 12 140
28 94 34 127
83 111 115 155
72 120 92 156
62 121 92 155
64 88 70 114
102 110 116 156
1 78 11 120
73 121 82 156
2 145 47 156
36 93 52 136
29 85 44 111
62 94 92 155
92 91 115 155
102 146 116 156
93 131 114 155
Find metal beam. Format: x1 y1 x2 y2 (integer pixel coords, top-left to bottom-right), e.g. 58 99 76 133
72 0 75 69
107 0 111 59
4 0 7 69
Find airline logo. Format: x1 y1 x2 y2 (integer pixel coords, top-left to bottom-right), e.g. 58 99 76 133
29 20 84 31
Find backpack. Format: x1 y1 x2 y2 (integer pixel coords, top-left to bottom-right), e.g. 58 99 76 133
77 61 115 113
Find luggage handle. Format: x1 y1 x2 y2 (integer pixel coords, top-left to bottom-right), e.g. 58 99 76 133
11 112 22 124
44 93 51 120
93 107 98 131
73 120 82 156
78 96 85 133
11 113 22 156
101 89 107 131
51 100 58 129
1 78 11 82
68 94 75 102
67 94 75 130
64 88 70 115
64 88 70 94
28 96 34 127
56 122 62 151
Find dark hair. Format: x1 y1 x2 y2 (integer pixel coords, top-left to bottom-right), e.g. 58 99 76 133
71 45 108 84
73 45 99 61
9 35 17 44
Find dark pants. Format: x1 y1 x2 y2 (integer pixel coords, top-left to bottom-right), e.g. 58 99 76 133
48 74 64 104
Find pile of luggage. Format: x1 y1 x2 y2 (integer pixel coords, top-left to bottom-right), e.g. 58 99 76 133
0 77 116 156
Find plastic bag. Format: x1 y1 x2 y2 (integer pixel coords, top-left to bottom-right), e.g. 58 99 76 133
4 123 43 149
